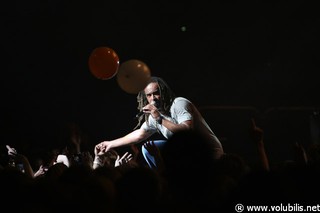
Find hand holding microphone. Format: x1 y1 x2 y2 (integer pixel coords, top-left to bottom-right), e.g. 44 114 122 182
135 99 160 118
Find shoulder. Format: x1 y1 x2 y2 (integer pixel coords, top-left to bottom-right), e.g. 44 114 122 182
173 97 191 105
171 97 193 110
173 97 191 104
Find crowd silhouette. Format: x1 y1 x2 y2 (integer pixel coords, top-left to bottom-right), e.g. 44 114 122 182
1 116 320 213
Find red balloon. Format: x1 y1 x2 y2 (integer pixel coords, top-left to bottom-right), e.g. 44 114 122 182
88 47 120 80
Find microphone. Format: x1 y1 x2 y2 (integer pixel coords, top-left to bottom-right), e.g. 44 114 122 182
135 100 160 118
152 99 160 108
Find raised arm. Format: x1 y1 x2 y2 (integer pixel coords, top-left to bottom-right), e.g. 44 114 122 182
251 118 270 172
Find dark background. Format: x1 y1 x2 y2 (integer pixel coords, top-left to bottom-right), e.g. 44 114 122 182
1 0 320 166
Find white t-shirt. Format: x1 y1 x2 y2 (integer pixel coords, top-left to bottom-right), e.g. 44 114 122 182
141 97 223 154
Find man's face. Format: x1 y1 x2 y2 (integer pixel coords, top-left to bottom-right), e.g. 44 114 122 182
144 82 161 105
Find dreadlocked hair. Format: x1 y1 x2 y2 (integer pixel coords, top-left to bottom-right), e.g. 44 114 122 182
133 76 176 130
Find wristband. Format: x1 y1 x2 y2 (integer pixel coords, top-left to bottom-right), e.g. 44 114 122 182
156 115 163 124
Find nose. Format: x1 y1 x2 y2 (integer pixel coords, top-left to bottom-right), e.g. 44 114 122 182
150 94 157 101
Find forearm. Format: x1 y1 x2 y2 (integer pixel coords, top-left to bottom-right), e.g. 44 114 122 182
161 118 192 133
111 129 147 148
22 162 35 178
19 156 34 178
93 156 104 169
257 140 270 171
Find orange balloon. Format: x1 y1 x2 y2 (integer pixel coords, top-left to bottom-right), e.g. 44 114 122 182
88 47 120 80
117 59 151 94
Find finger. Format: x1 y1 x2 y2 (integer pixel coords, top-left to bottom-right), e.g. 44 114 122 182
104 146 112 153
251 118 256 128
119 153 128 161
122 152 129 158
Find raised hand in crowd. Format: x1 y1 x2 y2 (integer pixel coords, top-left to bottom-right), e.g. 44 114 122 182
293 142 308 166
93 144 133 169
33 165 48 178
115 152 133 167
93 143 107 169
250 118 270 171
6 145 35 178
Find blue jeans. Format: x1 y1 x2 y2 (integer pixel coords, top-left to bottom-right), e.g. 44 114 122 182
141 140 167 169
